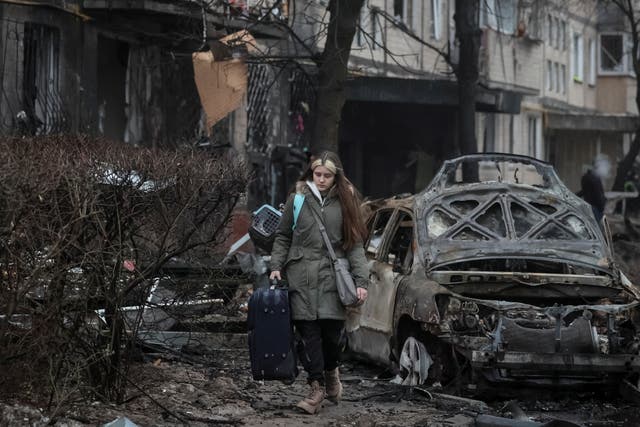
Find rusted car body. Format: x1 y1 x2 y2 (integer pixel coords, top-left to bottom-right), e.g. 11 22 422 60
348 154 640 389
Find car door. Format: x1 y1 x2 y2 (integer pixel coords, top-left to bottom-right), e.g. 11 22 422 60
349 208 415 365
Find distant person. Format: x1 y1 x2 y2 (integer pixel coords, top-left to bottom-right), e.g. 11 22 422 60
580 157 609 222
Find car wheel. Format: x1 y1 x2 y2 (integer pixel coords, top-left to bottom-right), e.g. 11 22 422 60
397 336 433 386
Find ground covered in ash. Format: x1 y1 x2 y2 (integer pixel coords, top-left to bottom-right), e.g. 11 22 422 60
3 232 640 426
1 328 639 427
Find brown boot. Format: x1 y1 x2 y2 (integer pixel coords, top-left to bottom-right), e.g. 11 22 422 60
324 368 343 403
296 380 325 414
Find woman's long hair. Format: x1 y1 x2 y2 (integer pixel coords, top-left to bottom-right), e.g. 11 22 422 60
299 151 368 251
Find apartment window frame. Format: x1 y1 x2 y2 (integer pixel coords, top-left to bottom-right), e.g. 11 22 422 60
554 62 560 93
430 0 441 40
356 5 366 47
560 63 567 93
546 60 554 92
572 31 584 83
598 32 632 76
588 38 596 85
481 0 516 34
527 115 542 159
371 9 383 49
394 0 419 31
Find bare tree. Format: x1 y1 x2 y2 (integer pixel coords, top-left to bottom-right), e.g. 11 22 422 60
602 1 640 191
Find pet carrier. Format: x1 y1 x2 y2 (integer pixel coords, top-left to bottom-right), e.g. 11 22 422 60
249 204 282 252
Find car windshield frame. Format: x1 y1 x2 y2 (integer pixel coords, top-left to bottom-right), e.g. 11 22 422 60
428 154 565 196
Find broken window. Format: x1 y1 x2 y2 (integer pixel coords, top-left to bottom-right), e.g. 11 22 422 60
599 33 627 74
384 212 414 271
366 209 393 255
22 23 63 134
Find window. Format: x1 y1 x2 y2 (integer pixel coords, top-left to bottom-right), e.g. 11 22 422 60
394 0 418 30
411 0 420 33
546 60 553 91
572 32 584 82
547 14 553 43
371 10 382 49
551 17 557 49
528 116 541 159
561 64 566 93
394 0 404 19
554 62 560 92
481 0 516 34
561 21 567 50
600 33 625 74
23 23 61 135
431 0 441 40
366 210 393 256
385 212 414 272
589 39 596 85
356 6 366 47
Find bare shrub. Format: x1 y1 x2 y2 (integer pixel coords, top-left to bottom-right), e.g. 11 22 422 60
0 135 247 408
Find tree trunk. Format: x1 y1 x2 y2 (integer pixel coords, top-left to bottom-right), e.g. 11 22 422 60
612 130 640 191
454 0 481 181
610 3 640 191
310 0 365 154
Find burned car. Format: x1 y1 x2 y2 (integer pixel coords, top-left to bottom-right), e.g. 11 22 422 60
348 154 640 391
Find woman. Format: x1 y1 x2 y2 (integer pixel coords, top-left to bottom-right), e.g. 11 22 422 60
269 151 369 414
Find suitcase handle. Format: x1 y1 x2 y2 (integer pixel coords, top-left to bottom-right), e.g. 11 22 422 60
270 278 288 290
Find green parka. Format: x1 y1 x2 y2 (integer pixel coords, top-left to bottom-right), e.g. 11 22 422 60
270 181 370 321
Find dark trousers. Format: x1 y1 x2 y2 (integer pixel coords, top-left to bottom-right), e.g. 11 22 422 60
294 319 344 384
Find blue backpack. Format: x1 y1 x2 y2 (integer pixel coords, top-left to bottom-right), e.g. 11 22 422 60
292 194 305 230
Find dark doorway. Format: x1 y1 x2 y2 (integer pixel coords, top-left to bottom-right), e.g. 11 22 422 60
97 35 128 142
339 101 455 198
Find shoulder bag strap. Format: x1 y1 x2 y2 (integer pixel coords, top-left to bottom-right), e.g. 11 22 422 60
308 208 338 263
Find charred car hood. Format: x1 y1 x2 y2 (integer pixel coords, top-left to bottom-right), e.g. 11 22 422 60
415 158 613 274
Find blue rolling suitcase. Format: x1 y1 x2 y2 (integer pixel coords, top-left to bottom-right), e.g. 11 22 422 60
247 285 298 383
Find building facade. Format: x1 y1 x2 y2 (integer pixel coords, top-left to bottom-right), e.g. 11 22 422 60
2 0 638 204
327 0 637 194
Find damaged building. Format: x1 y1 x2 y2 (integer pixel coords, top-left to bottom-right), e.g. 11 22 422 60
0 0 288 149
2 0 639 206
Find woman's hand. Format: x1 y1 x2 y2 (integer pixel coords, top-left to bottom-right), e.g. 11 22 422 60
356 287 368 304
269 270 282 281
